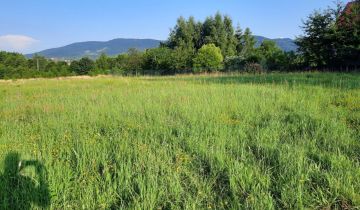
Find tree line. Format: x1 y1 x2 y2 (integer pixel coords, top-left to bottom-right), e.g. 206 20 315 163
0 1 358 79
296 1 359 70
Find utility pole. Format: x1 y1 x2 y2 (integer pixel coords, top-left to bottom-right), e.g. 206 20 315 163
36 58 39 71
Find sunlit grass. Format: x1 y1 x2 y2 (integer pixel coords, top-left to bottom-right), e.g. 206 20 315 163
0 73 359 209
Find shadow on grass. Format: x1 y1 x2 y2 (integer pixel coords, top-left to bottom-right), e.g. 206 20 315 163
0 152 50 210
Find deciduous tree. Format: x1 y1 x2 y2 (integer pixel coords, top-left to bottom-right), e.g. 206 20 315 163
193 44 223 72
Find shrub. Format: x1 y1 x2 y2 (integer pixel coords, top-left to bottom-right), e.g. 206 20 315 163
78 57 95 75
125 48 145 75
0 64 5 79
193 44 223 73
244 63 265 74
70 58 95 75
143 47 175 74
224 56 245 71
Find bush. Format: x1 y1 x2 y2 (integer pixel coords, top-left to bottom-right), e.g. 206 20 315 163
224 56 245 71
0 64 5 79
70 58 95 75
193 44 223 72
143 47 175 74
244 63 265 74
125 48 144 75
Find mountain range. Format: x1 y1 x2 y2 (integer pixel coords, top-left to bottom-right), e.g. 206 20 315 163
27 39 161 60
27 37 297 60
253 36 298 52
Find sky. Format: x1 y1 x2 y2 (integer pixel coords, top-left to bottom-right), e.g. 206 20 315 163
0 0 352 54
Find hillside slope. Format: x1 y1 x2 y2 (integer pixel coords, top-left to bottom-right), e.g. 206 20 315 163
27 36 297 59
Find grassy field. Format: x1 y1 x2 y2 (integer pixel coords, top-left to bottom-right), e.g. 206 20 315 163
0 72 359 209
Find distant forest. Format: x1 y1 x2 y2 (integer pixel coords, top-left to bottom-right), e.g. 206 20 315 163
0 1 359 79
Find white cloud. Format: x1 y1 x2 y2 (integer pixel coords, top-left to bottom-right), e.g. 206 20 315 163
0 35 38 52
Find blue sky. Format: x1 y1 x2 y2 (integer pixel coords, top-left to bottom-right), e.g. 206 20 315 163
0 0 352 53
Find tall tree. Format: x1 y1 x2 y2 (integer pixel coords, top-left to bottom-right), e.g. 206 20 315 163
166 16 199 70
125 48 144 74
296 10 336 68
143 47 174 73
259 40 286 70
335 1 360 68
166 16 198 50
173 43 195 71
240 28 256 56
201 13 234 57
28 54 48 71
96 53 110 71
234 24 244 54
296 1 359 69
72 57 95 75
223 15 237 57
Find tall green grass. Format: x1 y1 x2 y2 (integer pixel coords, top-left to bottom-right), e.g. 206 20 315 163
0 73 359 209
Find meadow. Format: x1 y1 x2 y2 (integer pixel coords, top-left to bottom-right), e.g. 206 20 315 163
0 72 359 209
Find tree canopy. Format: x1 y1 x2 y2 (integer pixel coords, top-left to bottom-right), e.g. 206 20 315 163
296 1 360 69
193 44 224 72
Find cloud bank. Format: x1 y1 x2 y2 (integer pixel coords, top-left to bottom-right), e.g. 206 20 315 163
0 35 38 53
